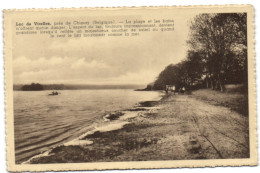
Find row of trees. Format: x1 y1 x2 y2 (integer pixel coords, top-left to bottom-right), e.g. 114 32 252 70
20 83 66 91
22 83 44 91
152 13 247 92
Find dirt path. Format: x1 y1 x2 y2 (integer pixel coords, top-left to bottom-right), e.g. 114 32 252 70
139 94 249 160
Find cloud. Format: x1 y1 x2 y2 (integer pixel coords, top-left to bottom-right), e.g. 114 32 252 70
13 56 113 84
13 55 159 85
108 70 158 84
12 14 197 85
71 58 109 69
13 56 71 74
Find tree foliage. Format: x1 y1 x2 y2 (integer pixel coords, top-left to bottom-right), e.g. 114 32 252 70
152 13 247 92
22 83 44 91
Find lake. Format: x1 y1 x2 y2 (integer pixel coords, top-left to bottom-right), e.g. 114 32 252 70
13 89 162 163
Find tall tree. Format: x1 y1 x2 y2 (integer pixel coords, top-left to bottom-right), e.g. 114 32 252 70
187 13 247 92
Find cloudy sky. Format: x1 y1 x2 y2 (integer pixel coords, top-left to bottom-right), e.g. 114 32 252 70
12 10 197 85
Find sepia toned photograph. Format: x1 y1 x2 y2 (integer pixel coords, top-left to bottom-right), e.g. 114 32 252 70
4 5 256 172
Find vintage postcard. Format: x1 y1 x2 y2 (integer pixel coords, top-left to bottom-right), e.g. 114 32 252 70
4 5 257 172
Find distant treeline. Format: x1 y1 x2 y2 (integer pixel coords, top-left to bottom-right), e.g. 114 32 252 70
14 83 145 91
20 83 44 91
148 13 247 93
14 83 65 91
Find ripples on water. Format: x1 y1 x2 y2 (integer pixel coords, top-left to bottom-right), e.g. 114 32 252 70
14 89 161 163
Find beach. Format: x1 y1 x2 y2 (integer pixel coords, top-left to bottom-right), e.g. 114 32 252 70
14 89 162 163
26 89 249 164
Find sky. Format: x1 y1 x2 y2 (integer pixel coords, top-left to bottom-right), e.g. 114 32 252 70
12 10 197 85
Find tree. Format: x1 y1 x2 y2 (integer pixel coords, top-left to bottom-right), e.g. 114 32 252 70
22 83 44 91
153 64 180 90
153 56 203 91
151 13 247 93
187 13 247 92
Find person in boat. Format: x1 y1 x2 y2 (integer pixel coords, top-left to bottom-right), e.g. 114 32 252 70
50 91 58 95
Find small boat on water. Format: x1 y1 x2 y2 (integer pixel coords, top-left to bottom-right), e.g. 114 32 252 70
48 91 59 96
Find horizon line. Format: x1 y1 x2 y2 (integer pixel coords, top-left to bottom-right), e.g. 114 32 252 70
13 83 147 86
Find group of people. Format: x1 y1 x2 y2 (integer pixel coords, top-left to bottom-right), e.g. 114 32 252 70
165 85 185 94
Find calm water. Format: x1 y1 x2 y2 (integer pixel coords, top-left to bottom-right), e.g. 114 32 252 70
14 89 161 163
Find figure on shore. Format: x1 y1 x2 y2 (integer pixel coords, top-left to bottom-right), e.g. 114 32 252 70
165 86 168 94
179 87 185 94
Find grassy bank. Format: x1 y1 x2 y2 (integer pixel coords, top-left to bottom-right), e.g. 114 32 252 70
192 88 248 116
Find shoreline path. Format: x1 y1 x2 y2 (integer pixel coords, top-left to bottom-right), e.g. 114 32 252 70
149 94 249 160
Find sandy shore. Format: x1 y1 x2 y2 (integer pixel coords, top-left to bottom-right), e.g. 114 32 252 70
28 89 249 164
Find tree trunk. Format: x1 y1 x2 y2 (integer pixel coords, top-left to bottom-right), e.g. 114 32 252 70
210 76 214 90
215 78 219 90
205 75 209 88
206 79 209 88
218 74 226 92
